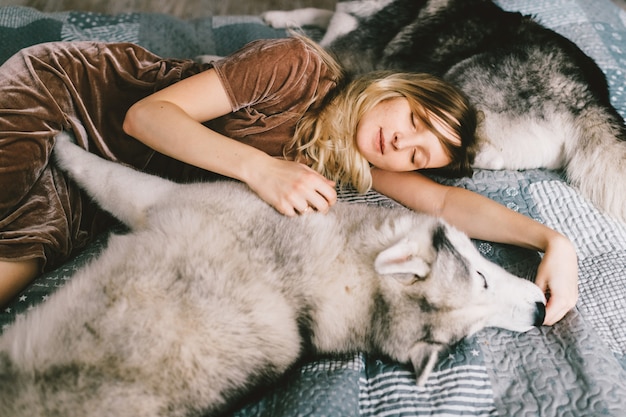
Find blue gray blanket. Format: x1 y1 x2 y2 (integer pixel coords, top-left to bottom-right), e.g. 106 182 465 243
1 1 625 415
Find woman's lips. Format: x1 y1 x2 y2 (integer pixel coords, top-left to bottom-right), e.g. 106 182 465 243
378 128 385 154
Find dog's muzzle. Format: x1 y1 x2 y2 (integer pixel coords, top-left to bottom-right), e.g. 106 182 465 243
534 302 546 327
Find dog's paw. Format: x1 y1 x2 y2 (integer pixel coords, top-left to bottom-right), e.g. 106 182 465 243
52 131 90 177
194 54 223 64
55 130 76 145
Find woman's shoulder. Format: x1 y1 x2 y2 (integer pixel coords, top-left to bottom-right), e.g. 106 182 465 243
213 37 324 76
212 36 335 110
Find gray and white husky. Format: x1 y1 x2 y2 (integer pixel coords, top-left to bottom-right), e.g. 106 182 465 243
263 0 626 223
0 134 546 417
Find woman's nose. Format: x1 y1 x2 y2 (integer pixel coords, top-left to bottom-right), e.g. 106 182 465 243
392 133 419 150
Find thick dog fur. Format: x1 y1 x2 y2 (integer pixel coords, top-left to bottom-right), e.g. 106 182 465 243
0 134 545 416
263 0 626 222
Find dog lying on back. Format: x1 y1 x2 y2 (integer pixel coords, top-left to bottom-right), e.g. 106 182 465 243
263 0 626 223
0 134 546 417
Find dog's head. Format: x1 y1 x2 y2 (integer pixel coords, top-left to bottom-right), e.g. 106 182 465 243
372 219 546 385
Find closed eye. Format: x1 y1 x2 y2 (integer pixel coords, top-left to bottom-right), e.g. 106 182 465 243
411 147 428 170
409 115 428 169
477 271 488 289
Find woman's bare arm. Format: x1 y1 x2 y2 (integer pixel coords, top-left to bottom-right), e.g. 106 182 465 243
371 168 578 325
123 68 336 216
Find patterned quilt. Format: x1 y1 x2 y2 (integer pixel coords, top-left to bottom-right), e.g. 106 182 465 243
1 0 625 415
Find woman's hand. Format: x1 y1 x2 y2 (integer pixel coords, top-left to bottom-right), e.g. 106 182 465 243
534 234 579 325
247 157 337 216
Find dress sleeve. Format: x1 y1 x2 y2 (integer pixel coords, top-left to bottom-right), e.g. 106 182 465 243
211 37 331 116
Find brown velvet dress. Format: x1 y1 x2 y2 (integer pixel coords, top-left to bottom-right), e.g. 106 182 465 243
0 37 338 271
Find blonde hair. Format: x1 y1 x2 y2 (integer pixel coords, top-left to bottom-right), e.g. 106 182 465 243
286 54 477 193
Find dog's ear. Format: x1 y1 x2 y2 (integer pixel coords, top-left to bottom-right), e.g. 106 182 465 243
374 238 431 283
409 342 443 386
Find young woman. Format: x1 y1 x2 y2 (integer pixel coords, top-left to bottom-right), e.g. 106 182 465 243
0 36 577 325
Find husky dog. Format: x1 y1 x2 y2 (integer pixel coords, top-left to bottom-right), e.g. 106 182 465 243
0 134 546 417
263 0 626 223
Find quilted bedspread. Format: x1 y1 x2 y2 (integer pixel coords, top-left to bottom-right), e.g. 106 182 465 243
1 0 626 415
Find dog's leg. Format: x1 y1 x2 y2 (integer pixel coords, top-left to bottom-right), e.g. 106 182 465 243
53 131 177 229
472 108 626 222
318 11 359 47
262 8 357 49
565 111 626 222
262 8 335 29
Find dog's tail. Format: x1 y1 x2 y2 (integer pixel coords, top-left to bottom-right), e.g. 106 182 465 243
53 131 177 229
565 106 626 222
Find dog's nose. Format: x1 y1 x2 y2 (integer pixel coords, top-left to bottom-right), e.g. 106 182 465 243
533 302 546 327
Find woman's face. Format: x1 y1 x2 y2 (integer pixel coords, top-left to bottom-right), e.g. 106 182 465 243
356 97 460 172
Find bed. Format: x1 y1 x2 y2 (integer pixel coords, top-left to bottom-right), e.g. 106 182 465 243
1 0 625 415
